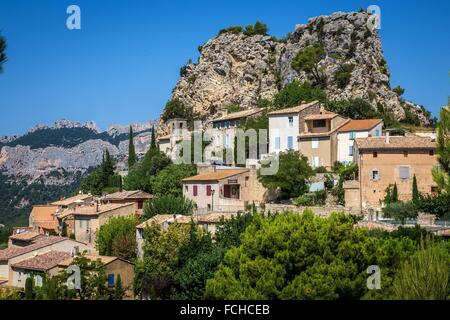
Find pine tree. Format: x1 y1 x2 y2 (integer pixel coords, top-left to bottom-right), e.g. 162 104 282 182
100 149 115 186
25 277 33 300
128 126 137 169
412 174 420 204
114 274 125 300
392 183 399 203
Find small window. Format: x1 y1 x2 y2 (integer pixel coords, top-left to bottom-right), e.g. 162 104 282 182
275 137 281 150
287 136 294 150
348 146 354 156
399 166 410 180
185 185 188 193
193 185 198 197
313 120 326 128
206 185 212 196
312 138 319 149
373 152 378 158
429 150 435 156
107 274 115 288
404 151 408 157
288 116 294 128
349 132 356 140
374 130 380 137
372 170 380 180
312 156 320 168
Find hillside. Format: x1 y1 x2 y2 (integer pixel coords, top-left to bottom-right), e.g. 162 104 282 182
162 11 432 130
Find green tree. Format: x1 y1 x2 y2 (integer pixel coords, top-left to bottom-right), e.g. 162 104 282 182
150 164 197 197
79 149 118 195
392 86 405 97
291 44 327 88
393 239 449 300
205 211 415 300
243 21 269 36
96 216 137 259
161 99 194 123
128 126 137 169
392 183 399 203
334 63 355 89
325 98 380 120
0 33 6 73
412 174 420 204
25 277 34 300
114 274 125 300
258 150 315 199
143 195 195 219
150 126 157 150
273 81 327 109
382 201 418 225
215 212 255 249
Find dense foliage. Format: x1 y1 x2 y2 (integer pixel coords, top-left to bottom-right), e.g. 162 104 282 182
96 216 138 260
128 126 137 168
143 195 195 219
291 44 327 88
149 164 197 197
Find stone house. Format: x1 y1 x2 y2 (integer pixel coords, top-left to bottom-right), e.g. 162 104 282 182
157 118 191 161
28 205 59 235
182 166 267 213
345 135 438 212
101 190 153 212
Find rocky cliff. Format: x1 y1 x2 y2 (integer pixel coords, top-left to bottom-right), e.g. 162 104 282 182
169 11 430 125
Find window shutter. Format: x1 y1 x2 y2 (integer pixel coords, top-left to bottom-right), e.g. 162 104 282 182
206 185 211 196
193 185 198 196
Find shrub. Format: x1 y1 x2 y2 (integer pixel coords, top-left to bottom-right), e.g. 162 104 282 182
143 195 195 219
382 201 418 224
291 44 327 88
218 26 243 36
243 21 268 36
334 64 355 89
294 190 327 206
314 166 328 173
392 86 405 97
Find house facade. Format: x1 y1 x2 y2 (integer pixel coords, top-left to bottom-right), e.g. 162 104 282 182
182 166 267 213
297 110 349 169
345 135 438 212
268 101 321 154
101 190 153 212
337 119 383 164
157 118 191 160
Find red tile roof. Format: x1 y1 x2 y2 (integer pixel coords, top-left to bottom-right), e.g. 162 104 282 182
182 169 249 182
338 119 383 132
355 136 436 150
11 251 72 271
0 236 69 262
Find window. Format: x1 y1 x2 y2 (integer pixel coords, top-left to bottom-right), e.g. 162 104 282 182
287 136 294 150
399 166 410 180
372 170 380 180
18 272 22 282
107 274 115 288
185 185 188 193
312 138 319 149
374 129 380 137
206 185 212 196
349 131 356 140
404 151 408 157
275 137 281 150
35 275 43 287
224 134 230 148
312 156 320 168
288 116 294 128
429 150 435 156
373 152 378 158
216 134 221 147
227 121 231 128
348 146 354 156
313 120 326 128
193 185 198 197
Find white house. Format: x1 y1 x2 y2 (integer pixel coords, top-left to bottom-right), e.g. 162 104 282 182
268 101 321 154
337 119 383 164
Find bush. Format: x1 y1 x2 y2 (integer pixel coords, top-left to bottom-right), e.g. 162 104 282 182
294 190 327 206
143 195 195 219
218 25 243 36
382 201 418 224
243 21 268 36
161 99 195 123
273 81 327 109
291 44 327 88
392 86 405 97
334 64 355 89
314 166 328 173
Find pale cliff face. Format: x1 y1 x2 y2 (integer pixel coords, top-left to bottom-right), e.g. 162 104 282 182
168 11 430 126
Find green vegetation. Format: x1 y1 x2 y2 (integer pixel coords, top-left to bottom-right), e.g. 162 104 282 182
294 190 327 206
79 149 122 195
258 150 315 199
331 162 358 205
25 277 34 300
128 126 137 169
392 86 405 97
225 104 241 114
96 216 138 260
143 195 195 219
334 63 355 89
150 164 197 197
291 44 327 88
161 99 195 124
218 21 268 37
326 98 380 120
273 81 327 109
382 201 418 225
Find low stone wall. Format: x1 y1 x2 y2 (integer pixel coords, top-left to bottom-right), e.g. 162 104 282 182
264 204 355 217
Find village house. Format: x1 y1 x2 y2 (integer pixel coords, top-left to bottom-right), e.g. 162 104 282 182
209 108 264 158
336 119 383 164
0 236 89 287
157 118 191 160
101 190 153 213
297 109 349 170
344 134 438 212
57 202 135 245
58 255 135 297
182 166 267 214
268 101 321 154
8 229 44 248
28 205 59 235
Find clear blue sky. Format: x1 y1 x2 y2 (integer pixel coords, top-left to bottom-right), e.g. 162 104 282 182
0 0 449 135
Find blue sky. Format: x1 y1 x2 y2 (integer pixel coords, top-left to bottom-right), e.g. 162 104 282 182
0 0 449 135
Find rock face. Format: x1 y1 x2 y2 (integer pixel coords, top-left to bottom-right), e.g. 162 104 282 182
169 11 430 125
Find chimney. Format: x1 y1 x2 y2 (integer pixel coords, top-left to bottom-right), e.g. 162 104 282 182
385 131 390 144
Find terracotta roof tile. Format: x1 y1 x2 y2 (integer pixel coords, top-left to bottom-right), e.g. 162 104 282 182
338 119 383 132
0 236 68 261
58 255 121 267
9 231 42 242
101 190 153 201
268 101 319 116
57 202 135 218
355 136 436 150
11 251 72 271
136 214 181 229
51 194 91 206
182 169 248 182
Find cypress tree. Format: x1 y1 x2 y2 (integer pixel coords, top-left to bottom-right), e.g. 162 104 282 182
392 183 399 203
25 277 34 300
150 126 157 151
412 174 420 204
128 126 137 169
114 274 125 300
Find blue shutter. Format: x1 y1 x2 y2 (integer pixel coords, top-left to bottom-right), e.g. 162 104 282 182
108 274 115 288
